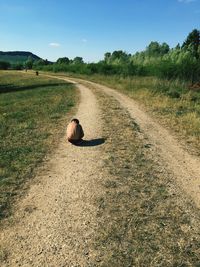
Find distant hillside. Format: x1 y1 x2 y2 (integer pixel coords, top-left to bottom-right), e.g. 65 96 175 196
0 51 41 64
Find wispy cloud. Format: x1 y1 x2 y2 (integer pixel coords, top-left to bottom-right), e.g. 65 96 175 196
49 42 61 47
81 39 88 43
178 0 196 3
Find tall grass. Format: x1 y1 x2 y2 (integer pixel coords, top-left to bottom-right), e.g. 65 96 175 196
0 71 77 218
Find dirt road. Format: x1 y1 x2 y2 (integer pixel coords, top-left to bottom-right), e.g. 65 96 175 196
84 80 200 207
1 82 105 266
1 77 200 266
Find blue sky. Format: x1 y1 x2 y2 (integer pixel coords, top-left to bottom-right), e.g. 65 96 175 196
0 0 199 62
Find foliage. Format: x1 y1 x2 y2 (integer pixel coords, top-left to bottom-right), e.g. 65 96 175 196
56 57 70 64
182 29 200 58
12 63 24 70
0 51 40 67
0 61 10 70
33 29 200 83
73 56 84 64
146 41 170 56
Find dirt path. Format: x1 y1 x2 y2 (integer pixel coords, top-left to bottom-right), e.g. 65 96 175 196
1 76 200 266
78 79 200 209
0 82 104 266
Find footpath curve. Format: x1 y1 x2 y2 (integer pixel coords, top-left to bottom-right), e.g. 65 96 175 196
1 81 104 266
75 78 200 209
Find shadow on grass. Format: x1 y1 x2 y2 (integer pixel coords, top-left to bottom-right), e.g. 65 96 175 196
0 82 72 94
74 138 105 147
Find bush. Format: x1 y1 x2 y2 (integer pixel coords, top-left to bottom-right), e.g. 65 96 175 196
0 61 10 70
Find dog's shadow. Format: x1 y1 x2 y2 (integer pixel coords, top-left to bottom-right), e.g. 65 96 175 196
76 138 105 147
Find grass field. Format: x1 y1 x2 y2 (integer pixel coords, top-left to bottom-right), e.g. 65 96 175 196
0 71 77 218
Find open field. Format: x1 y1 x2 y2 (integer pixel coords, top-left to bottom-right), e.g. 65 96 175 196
0 71 77 218
0 74 200 266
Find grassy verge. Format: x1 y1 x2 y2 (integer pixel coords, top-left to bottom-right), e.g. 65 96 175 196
0 71 77 218
93 90 200 266
54 72 200 155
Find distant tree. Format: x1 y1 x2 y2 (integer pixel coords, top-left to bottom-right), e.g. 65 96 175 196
160 43 170 55
198 45 200 58
111 50 130 63
145 41 170 57
73 57 84 64
182 29 200 58
175 43 181 50
56 57 70 64
0 61 10 70
104 52 111 62
25 56 33 69
12 63 23 70
33 59 50 68
146 41 161 56
33 59 44 66
44 59 50 65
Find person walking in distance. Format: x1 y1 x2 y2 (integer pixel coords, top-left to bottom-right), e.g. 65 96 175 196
66 118 84 145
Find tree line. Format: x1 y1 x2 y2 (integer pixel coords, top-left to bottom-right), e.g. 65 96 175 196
1 29 200 82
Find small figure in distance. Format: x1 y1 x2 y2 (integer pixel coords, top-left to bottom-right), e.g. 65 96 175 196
66 118 84 145
36 71 39 76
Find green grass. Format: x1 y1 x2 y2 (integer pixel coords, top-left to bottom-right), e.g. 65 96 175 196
0 71 77 218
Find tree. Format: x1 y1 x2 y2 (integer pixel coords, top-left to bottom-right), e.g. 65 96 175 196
56 57 70 64
33 59 50 68
146 42 170 57
182 29 200 58
73 57 84 64
104 52 111 62
111 50 130 63
175 43 181 50
12 63 23 70
0 61 10 70
146 41 160 56
160 43 170 55
25 56 33 69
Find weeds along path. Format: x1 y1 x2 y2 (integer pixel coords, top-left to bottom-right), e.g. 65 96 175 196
77 79 200 209
0 81 105 266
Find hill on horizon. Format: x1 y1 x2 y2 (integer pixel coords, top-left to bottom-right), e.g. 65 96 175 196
0 51 41 64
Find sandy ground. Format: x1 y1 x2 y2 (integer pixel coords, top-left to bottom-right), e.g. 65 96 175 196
1 76 200 266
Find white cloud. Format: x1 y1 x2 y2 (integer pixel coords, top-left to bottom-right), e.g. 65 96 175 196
178 0 196 3
49 42 61 47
